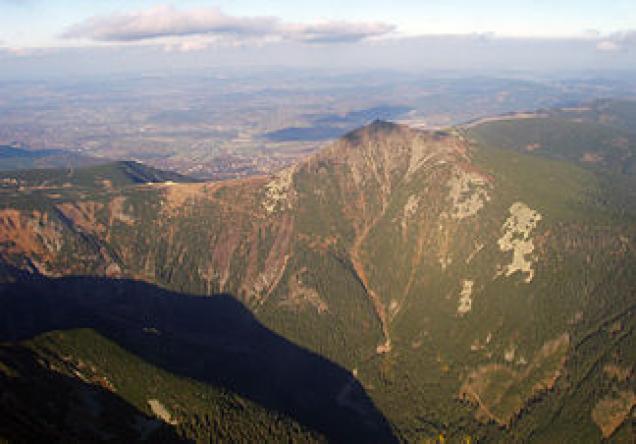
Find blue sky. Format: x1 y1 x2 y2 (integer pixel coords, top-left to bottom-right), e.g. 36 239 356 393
2 0 635 47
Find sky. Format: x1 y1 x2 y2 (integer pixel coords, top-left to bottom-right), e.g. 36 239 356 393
1 0 635 75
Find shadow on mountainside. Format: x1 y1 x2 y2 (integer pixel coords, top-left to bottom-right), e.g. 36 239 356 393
0 271 398 443
0 343 189 443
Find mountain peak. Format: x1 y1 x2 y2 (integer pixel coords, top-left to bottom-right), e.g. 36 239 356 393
343 119 404 141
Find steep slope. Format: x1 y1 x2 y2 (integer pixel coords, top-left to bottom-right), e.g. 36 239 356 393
1 114 636 442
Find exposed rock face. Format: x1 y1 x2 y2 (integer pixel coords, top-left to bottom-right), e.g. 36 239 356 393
446 168 491 220
497 202 542 282
263 165 296 213
457 279 474 316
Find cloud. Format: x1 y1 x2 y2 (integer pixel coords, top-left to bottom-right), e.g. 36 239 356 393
284 21 396 43
595 30 636 52
63 5 277 41
62 5 394 46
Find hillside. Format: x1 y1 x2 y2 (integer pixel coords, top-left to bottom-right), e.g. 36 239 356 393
1 105 636 442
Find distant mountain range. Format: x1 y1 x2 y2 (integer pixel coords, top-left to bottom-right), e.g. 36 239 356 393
1 100 635 442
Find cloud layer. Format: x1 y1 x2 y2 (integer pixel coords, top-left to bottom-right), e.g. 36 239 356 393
62 5 395 46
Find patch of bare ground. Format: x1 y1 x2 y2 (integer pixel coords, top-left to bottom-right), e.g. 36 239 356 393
148 399 178 426
591 391 636 438
459 333 569 426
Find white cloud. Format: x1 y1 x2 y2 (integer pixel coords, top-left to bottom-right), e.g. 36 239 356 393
62 5 395 47
594 30 636 52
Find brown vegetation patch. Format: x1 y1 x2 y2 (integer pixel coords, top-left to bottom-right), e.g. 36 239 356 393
459 333 569 426
161 182 214 215
591 391 636 438
0 209 63 270
161 176 267 218
603 364 632 383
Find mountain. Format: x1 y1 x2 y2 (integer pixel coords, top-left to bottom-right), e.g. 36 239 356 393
1 102 635 442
